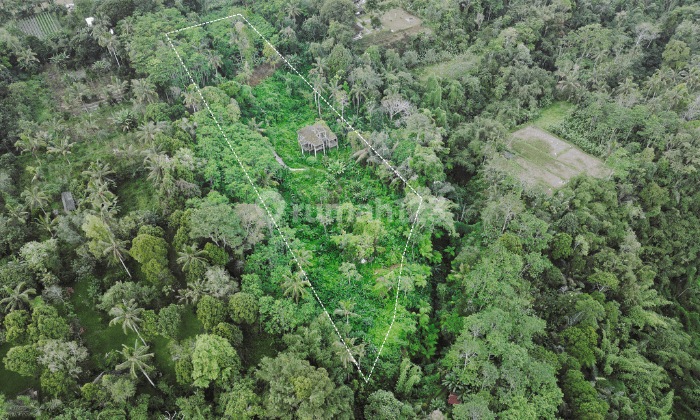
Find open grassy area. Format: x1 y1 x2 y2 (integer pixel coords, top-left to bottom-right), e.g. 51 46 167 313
0 343 40 399
530 101 573 130
506 125 611 193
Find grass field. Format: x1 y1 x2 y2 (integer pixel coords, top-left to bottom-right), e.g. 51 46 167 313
506 125 611 193
530 101 574 130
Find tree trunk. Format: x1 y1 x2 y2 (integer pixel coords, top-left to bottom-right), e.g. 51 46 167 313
140 366 156 387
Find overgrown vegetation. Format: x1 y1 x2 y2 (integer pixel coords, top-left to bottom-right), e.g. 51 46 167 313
0 0 699 418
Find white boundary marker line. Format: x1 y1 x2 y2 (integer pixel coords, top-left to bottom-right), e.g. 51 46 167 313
165 14 423 383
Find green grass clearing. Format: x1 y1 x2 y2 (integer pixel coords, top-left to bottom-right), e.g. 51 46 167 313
531 101 573 130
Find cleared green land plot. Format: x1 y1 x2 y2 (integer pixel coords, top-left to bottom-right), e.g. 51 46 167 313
530 101 574 130
506 125 612 193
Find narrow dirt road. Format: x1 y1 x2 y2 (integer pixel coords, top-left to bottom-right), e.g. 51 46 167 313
271 148 307 171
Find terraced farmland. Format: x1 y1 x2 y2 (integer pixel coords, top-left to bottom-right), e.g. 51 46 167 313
17 13 61 39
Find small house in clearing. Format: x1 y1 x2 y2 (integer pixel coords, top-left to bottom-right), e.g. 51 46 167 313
297 121 338 157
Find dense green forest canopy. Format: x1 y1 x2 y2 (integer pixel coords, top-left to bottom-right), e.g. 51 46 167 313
0 0 699 418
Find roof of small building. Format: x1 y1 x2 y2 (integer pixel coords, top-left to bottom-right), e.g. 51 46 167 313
297 121 337 146
61 191 76 211
447 393 461 405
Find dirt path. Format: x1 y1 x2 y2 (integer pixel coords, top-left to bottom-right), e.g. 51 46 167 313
271 149 307 171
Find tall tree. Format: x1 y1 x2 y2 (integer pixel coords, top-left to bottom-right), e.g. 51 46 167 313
116 339 156 387
333 300 359 324
109 299 147 346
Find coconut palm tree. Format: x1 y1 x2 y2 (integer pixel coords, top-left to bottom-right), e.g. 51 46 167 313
285 1 300 19
282 271 311 303
119 16 135 35
237 61 253 85
0 281 36 313
332 337 357 370
206 51 223 77
16 47 39 70
177 244 206 272
6 202 28 225
333 300 359 324
177 278 207 305
131 79 157 105
247 117 267 134
116 339 156 387
98 229 132 278
34 213 58 238
136 121 167 145
181 88 201 113
290 247 313 271
108 77 128 102
14 133 47 163
143 152 171 190
109 299 147 346
85 179 116 210
66 82 89 112
21 185 49 216
47 137 74 165
82 161 115 185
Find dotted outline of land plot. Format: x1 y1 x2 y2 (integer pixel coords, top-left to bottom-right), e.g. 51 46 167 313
165 14 423 383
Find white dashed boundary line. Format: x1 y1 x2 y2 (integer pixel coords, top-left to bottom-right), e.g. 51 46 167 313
165 14 423 383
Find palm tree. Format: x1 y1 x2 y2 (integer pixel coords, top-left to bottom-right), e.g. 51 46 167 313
313 56 326 77
82 161 115 185
285 1 300 19
177 278 207 305
332 337 366 380
333 300 359 324
282 271 311 303
14 134 47 163
177 244 206 272
136 121 167 145
181 88 201 113
143 152 171 191
237 61 253 85
206 51 223 77
97 228 132 278
177 118 198 140
131 79 157 105
34 213 58 237
103 33 121 67
6 202 28 225
332 337 357 370
85 179 116 209
66 82 89 112
247 117 267 134
108 77 128 102
311 71 326 117
290 247 313 271
0 281 36 313
45 117 66 135
119 16 135 35
16 47 39 70
21 185 49 216
109 299 147 346
47 137 74 165
116 339 156 387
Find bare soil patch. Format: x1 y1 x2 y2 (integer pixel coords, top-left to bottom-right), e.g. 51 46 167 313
249 61 281 87
356 8 425 47
508 125 610 193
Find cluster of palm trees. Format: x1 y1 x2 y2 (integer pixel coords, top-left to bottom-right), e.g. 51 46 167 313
90 15 122 68
108 299 157 387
